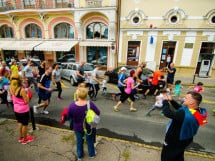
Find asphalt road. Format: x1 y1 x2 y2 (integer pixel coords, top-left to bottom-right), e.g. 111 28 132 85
1 81 215 155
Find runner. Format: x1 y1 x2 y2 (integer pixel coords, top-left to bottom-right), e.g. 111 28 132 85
33 67 53 115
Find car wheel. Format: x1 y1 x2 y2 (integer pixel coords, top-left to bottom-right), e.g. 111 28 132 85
70 77 76 86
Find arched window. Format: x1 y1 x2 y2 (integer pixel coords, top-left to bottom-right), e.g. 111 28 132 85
86 22 108 39
54 23 74 38
25 23 42 38
0 25 14 38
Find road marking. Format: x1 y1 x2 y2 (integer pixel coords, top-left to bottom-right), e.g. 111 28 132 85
61 82 69 88
202 99 215 104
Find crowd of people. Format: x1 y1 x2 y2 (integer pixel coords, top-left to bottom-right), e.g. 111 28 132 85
0 59 209 161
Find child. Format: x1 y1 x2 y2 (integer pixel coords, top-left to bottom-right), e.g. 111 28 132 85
193 82 204 93
73 83 87 101
173 80 183 100
101 76 107 95
146 89 168 116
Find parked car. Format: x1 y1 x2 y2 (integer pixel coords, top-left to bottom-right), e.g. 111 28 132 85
57 54 75 63
19 58 41 67
60 62 94 86
104 66 153 84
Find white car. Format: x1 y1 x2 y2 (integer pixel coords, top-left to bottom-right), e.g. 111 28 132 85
60 62 94 86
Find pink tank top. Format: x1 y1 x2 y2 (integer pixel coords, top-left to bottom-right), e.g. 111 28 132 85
12 93 29 113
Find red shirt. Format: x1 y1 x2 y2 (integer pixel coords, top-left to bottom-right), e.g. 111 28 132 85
152 70 162 85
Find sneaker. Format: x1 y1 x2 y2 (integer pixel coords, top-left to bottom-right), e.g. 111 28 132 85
40 110 49 115
78 158 82 161
33 106 38 113
142 95 146 99
130 107 137 112
18 137 24 143
89 156 95 159
113 106 119 112
146 113 151 117
57 97 64 101
21 135 34 145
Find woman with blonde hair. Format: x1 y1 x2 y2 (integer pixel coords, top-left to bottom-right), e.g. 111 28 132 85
9 72 34 144
67 87 100 160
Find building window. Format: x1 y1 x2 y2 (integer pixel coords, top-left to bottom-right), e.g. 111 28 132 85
54 23 74 38
86 22 108 39
211 15 215 24
0 25 14 38
0 0 6 7
55 0 70 8
25 23 42 38
170 15 178 24
23 0 35 9
87 47 107 66
132 16 140 24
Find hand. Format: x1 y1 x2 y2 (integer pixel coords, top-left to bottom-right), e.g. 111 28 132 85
47 88 52 92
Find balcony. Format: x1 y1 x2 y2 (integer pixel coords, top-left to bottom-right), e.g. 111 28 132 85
0 0 75 12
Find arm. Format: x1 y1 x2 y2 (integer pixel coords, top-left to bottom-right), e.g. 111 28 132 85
162 100 184 122
135 67 142 82
90 101 100 116
20 88 29 104
38 82 52 92
52 72 57 86
166 67 174 73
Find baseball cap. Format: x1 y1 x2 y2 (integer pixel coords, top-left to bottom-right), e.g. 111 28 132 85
120 67 127 71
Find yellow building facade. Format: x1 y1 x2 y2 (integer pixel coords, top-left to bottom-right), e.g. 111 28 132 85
0 0 118 69
119 0 215 77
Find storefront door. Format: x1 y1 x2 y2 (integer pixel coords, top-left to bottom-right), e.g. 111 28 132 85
195 42 215 77
159 41 176 69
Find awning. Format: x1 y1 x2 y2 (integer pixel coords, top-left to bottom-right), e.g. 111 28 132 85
79 41 112 47
34 41 78 51
0 41 14 50
2 40 42 51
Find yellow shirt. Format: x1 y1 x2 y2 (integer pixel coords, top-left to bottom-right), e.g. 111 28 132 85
11 65 19 73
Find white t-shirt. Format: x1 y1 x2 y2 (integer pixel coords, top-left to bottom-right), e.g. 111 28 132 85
24 65 33 77
102 80 107 88
154 93 164 108
90 69 99 84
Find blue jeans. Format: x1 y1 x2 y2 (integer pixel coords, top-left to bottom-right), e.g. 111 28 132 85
75 129 96 159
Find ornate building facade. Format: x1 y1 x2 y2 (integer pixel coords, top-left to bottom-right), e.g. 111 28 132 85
0 0 118 69
119 0 215 77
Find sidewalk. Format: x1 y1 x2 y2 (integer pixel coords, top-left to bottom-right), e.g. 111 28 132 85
0 119 214 161
174 75 215 87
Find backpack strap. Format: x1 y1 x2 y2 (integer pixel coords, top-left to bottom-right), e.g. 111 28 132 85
83 100 92 135
87 101 90 110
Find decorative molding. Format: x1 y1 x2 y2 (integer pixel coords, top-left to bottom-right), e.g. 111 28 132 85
125 9 148 21
163 7 187 20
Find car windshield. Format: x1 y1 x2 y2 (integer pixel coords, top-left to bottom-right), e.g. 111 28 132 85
84 64 94 71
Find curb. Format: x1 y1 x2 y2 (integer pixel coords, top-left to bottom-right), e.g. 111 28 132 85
5 119 215 159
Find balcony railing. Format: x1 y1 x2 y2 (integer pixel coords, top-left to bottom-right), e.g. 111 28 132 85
0 0 75 12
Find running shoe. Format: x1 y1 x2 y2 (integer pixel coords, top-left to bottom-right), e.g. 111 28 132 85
21 135 34 145
33 106 38 114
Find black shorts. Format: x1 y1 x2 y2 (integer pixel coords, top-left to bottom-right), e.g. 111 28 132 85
38 92 51 101
120 92 135 103
15 112 29 126
167 77 174 84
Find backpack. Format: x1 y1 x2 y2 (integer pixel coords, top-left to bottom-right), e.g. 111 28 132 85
85 101 100 128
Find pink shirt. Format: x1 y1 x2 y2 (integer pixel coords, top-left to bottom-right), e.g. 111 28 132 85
193 86 203 93
12 95 29 113
125 77 134 94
